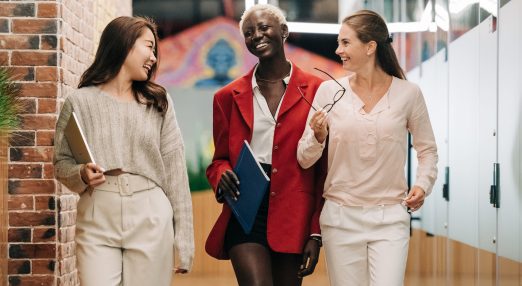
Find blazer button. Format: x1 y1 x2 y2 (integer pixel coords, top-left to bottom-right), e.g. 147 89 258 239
274 145 278 150
276 123 282 127
270 192 276 197
272 168 278 173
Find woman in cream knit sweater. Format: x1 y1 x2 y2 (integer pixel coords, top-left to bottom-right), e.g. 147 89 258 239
53 16 194 286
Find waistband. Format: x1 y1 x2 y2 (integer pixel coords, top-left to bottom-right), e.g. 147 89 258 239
94 173 156 196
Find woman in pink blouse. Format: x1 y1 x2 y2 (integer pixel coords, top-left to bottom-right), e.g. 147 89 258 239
297 10 438 286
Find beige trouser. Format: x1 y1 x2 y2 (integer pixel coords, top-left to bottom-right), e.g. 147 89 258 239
76 174 174 286
320 200 410 286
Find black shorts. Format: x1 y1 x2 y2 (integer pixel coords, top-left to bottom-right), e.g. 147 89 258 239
224 163 271 253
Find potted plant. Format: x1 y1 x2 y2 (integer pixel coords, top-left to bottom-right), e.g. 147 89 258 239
0 66 23 286
0 66 23 134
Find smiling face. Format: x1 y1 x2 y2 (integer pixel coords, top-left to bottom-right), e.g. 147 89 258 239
335 23 376 73
241 10 288 60
121 28 157 81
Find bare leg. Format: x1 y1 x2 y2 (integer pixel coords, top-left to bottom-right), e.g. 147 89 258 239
271 251 303 286
229 243 274 286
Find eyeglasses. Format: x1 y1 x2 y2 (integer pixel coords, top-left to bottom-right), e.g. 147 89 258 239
298 67 346 113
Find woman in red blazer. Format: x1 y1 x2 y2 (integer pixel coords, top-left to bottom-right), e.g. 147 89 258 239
205 4 326 286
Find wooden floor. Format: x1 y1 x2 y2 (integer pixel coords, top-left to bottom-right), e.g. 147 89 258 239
172 274 329 286
171 273 466 286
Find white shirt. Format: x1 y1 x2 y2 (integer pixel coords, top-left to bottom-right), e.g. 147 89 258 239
297 75 438 206
250 63 293 164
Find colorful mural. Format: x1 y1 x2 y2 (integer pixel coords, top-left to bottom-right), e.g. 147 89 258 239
157 17 345 191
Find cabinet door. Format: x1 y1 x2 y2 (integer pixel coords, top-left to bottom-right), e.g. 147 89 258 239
447 4 481 285
476 4 499 284
497 0 521 285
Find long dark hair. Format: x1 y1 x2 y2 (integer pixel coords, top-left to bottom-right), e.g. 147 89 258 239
343 10 405 80
78 16 168 114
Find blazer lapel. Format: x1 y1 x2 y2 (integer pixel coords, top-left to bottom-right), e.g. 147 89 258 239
278 63 308 119
232 69 255 131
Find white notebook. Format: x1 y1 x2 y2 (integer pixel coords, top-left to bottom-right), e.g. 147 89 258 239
64 111 96 164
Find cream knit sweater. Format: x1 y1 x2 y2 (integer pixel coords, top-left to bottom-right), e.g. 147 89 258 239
53 85 194 271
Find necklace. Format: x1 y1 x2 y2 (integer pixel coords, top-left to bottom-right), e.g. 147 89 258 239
255 71 290 84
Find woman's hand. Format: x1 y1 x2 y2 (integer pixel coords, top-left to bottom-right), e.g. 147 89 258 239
309 109 328 144
216 170 240 202
403 186 426 212
298 237 321 278
80 163 105 189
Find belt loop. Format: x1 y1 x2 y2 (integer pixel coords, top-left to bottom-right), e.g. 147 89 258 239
118 174 131 196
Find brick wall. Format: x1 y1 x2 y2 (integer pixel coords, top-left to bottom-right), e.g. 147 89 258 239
1 1 131 285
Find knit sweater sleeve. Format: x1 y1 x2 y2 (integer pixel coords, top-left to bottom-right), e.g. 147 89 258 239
161 96 194 271
53 97 89 193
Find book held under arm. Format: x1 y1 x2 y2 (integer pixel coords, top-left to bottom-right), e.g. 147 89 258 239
224 140 270 234
64 111 96 165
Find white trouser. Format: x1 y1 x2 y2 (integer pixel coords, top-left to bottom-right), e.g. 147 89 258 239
320 200 410 286
75 174 174 286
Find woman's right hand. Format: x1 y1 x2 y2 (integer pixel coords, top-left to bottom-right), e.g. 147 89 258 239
309 109 328 144
217 170 240 202
80 163 106 189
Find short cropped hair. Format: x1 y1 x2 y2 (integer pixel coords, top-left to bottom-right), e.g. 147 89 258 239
239 4 287 33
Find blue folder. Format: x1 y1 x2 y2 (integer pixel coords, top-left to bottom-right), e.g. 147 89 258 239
224 140 270 234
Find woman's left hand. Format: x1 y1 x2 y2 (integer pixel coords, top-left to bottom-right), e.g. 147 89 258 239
403 186 426 212
297 238 320 278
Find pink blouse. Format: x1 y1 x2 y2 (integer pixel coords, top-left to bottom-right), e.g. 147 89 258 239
297 75 438 206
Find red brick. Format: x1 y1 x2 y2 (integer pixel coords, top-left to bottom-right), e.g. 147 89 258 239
8 275 55 286
8 163 42 179
32 259 55 275
33 227 56 243
57 259 76 279
9 147 54 162
21 82 57 98
35 196 56 211
9 211 55 227
9 243 56 259
58 195 76 212
43 163 54 179
0 3 35 17
58 242 75 260
35 67 58 82
0 35 39 49
9 131 36 147
37 3 58 18
41 35 57 50
8 260 30 275
8 228 31 242
12 19 57 34
58 211 76 227
58 227 75 243
57 272 77 286
11 51 57 66
38 98 57 113
20 114 56 130
8 179 56 195
18 98 37 114
8 67 35 81
8 195 33 211
0 19 7 33
36 130 54 146
0 51 8 65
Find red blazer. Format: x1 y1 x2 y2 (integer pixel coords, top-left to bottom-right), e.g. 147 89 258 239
205 63 327 259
